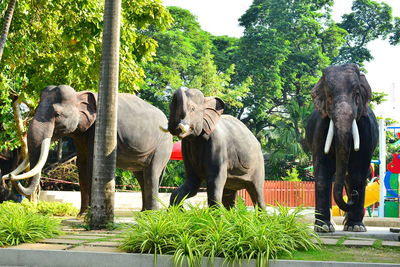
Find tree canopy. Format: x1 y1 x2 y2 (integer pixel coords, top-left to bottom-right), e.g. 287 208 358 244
0 0 171 150
0 0 399 181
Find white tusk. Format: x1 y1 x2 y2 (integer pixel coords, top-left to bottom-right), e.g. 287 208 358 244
352 119 360 151
159 125 169 132
178 122 190 134
2 157 30 181
324 120 334 154
9 138 51 181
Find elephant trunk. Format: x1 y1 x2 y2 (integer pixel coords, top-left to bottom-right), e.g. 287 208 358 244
13 117 54 196
332 102 359 212
168 88 187 135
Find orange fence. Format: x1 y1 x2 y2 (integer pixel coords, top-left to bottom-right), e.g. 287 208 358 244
237 181 319 207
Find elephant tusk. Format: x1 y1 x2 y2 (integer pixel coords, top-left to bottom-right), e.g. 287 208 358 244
159 125 169 132
179 122 190 134
352 119 360 151
324 120 334 154
9 138 51 181
2 157 30 181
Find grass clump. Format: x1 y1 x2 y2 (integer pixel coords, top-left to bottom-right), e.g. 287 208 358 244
121 201 320 267
19 199 79 216
0 201 62 247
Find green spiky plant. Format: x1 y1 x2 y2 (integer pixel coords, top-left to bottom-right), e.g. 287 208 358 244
0 201 62 247
121 200 320 267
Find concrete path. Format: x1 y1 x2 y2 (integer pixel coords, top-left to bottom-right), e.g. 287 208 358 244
0 217 399 267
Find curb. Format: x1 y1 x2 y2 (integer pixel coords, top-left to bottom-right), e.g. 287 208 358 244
1 249 399 267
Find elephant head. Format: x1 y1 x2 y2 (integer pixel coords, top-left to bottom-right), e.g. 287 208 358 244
163 88 225 138
311 63 372 211
2 85 96 196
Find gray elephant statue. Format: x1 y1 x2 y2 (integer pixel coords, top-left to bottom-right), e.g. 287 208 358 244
305 63 378 232
2 85 173 214
162 88 265 209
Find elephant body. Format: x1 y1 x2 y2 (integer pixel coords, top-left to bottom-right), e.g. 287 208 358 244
305 64 378 232
167 88 265 209
7 85 173 213
73 93 173 213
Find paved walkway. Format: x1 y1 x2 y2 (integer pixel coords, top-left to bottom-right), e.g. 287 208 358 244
1 217 399 267
7 217 400 253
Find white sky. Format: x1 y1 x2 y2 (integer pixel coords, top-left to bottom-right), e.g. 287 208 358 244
162 0 400 122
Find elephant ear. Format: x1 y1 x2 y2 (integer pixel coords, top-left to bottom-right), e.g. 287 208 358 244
311 76 328 119
359 73 372 117
77 91 97 132
203 97 225 135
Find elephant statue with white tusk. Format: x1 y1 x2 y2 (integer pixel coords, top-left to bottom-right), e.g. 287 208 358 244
306 63 378 232
2 85 173 214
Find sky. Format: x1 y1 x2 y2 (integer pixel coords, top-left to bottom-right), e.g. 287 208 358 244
162 0 400 123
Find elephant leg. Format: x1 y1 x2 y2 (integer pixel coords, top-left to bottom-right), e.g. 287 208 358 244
314 160 335 232
170 178 201 206
142 146 170 210
206 166 227 207
246 183 266 210
222 188 237 209
133 171 147 211
76 155 92 216
246 167 265 210
343 166 368 232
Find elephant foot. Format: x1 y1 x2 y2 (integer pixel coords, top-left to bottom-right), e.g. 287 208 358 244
314 221 335 233
343 222 366 232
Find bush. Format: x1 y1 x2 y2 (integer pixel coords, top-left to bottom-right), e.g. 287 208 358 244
0 201 62 246
121 201 320 267
19 199 79 216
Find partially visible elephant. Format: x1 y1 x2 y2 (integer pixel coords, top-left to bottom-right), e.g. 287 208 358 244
305 64 378 232
2 85 173 213
0 148 20 202
162 88 265 209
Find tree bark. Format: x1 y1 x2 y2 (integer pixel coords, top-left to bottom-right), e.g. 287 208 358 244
90 0 121 229
11 96 28 159
0 0 17 61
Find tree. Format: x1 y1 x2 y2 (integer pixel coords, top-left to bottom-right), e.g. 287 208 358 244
0 0 171 149
334 0 399 66
0 0 16 61
90 0 121 229
139 6 250 113
232 0 346 178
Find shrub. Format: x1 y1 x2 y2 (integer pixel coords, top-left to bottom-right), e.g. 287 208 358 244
0 201 62 246
19 199 79 216
121 200 320 267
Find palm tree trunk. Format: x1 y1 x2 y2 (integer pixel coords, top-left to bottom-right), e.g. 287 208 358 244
90 0 121 229
0 0 17 61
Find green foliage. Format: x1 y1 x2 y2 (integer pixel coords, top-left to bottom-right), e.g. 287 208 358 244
115 168 140 191
162 160 185 190
0 201 62 246
282 167 301 182
121 201 320 267
139 6 251 114
18 199 79 216
0 0 171 148
334 0 399 67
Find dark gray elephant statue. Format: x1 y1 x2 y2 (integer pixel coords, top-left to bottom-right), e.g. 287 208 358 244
305 64 378 232
0 148 20 202
161 88 265 209
2 85 173 214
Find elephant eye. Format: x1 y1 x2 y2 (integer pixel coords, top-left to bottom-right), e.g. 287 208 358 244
190 106 195 112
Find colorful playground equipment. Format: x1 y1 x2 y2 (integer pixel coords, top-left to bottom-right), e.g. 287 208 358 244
332 176 380 216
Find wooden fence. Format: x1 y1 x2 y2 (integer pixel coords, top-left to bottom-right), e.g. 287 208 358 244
237 181 324 207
